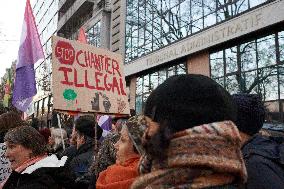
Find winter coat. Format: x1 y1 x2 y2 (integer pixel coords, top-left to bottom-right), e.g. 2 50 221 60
3 155 75 189
88 132 120 189
66 140 95 179
242 134 284 189
58 145 77 159
96 155 140 189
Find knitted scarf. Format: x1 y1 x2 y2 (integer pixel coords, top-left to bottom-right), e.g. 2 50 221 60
15 155 47 173
131 121 247 189
96 155 140 189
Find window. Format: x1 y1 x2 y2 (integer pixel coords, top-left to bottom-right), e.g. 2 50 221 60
125 0 272 63
279 31 284 62
87 21 101 47
135 62 187 114
210 30 284 124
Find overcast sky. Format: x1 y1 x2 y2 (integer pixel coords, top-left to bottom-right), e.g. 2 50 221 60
0 0 36 78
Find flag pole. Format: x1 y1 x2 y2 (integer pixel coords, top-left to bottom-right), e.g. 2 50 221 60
12 0 45 112
94 113 98 154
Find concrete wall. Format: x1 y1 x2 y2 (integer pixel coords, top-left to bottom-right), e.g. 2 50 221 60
129 77 137 110
110 0 126 56
187 52 210 77
85 8 111 49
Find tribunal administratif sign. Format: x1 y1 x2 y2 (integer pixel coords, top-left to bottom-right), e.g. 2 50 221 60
52 36 130 115
124 0 284 76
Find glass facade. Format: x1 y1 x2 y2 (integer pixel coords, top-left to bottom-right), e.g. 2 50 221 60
87 21 101 47
32 0 58 121
125 0 272 63
210 30 284 123
135 62 187 113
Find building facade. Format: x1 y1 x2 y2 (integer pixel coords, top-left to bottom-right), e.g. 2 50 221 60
32 0 59 126
57 0 112 49
37 0 284 125
123 0 284 124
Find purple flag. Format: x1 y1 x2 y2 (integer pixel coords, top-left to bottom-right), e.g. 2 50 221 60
12 0 44 112
98 115 112 140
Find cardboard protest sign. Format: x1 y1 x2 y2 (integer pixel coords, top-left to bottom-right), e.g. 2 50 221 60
0 143 11 183
52 36 130 115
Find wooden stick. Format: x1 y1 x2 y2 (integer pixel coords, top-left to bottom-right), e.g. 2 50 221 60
57 114 66 150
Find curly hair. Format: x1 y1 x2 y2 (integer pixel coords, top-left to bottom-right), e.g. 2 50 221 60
4 126 47 156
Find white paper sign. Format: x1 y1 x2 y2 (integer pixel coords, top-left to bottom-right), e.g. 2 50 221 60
0 143 11 183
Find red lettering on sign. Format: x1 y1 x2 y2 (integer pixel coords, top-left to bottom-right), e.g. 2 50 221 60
94 54 101 71
105 56 112 74
89 53 95 68
76 50 86 67
55 41 75 65
84 51 90 68
85 70 96 89
58 67 73 85
112 77 120 95
119 78 127 96
112 59 121 77
95 72 105 91
58 67 125 95
104 74 112 91
74 68 84 88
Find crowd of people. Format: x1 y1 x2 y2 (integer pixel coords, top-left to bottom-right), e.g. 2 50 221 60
0 74 283 189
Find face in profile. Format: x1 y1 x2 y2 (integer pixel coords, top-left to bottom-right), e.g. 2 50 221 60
5 141 33 170
142 117 170 160
142 117 159 141
114 126 136 165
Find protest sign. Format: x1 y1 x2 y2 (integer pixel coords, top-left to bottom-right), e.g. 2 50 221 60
0 143 11 183
52 36 130 115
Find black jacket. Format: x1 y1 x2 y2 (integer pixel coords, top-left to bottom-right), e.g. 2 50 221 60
67 140 94 179
3 165 75 189
242 134 284 189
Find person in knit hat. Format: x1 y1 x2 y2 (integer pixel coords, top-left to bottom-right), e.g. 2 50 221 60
131 74 247 189
232 93 265 136
232 93 284 189
95 115 146 189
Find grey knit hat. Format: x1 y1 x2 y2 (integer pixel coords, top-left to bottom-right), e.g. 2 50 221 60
126 115 147 155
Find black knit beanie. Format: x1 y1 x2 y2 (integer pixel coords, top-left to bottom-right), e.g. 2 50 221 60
232 93 265 136
144 74 237 133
